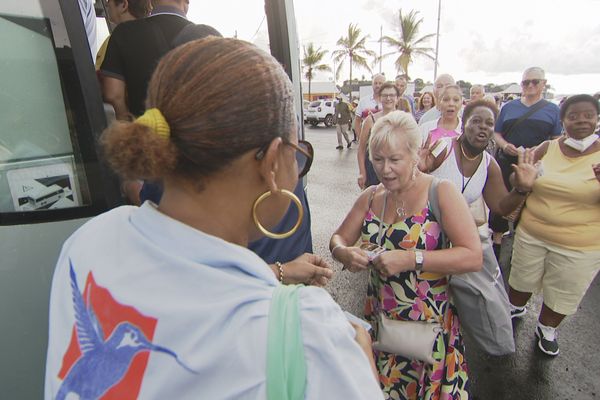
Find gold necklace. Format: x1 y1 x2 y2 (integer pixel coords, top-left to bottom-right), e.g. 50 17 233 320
459 141 481 161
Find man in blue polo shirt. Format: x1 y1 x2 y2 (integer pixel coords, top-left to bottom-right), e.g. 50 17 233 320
490 66 561 258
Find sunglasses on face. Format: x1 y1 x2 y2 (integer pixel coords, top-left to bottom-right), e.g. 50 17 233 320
521 79 543 87
255 139 314 178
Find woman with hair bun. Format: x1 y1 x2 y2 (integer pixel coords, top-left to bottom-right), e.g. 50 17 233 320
45 38 383 399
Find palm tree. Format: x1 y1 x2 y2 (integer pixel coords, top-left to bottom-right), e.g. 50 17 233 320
380 10 435 78
302 43 331 100
332 23 376 86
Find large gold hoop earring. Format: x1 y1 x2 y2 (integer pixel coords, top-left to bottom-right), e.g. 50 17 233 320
252 189 304 239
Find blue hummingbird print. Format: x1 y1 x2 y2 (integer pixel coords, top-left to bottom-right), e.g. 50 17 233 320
55 261 196 400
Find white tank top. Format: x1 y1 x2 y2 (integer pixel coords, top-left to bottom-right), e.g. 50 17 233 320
431 145 491 204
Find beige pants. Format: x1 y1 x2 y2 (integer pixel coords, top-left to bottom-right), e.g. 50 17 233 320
509 227 600 315
336 123 350 146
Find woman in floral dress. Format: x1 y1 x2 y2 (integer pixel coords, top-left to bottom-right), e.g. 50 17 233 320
330 111 482 399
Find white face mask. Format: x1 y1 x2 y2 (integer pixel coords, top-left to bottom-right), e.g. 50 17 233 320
563 133 599 152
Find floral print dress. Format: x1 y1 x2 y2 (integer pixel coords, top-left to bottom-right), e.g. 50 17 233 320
361 202 469 400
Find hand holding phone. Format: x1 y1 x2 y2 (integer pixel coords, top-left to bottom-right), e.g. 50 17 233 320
359 242 386 261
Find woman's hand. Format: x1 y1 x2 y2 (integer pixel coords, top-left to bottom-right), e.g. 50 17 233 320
334 246 370 272
502 142 520 157
370 250 414 278
593 163 600 184
418 133 447 173
276 253 333 286
418 135 436 172
357 174 366 190
511 148 538 192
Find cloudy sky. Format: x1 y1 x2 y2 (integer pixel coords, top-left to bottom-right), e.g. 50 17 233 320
188 0 600 95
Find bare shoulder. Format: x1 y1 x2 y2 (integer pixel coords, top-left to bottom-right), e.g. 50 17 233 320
436 178 459 196
435 178 463 207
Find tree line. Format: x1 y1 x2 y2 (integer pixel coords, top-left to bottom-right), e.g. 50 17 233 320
302 10 435 99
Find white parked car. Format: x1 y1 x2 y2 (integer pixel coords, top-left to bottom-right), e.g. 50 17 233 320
305 99 336 127
302 100 310 123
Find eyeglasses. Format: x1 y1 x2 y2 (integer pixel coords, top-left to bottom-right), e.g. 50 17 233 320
521 79 544 87
255 139 314 178
381 93 398 99
288 140 313 178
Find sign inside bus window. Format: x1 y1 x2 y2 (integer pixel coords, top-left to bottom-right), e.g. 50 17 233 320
5 156 81 211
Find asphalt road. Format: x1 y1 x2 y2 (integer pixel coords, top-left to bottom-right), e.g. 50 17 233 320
303 123 600 400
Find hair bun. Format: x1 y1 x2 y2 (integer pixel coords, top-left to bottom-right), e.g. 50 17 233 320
101 120 178 180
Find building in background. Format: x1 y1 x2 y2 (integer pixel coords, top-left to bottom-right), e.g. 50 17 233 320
302 81 337 101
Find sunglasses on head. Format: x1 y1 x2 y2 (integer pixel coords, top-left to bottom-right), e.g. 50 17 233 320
521 79 543 87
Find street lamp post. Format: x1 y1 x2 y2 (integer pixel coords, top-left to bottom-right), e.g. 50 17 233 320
379 25 383 74
433 0 441 81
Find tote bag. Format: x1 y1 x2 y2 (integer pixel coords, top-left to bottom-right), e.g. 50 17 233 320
428 179 515 355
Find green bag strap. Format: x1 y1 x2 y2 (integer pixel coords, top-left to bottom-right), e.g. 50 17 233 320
267 284 307 400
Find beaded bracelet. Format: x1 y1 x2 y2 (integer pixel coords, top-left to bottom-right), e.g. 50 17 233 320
275 261 284 284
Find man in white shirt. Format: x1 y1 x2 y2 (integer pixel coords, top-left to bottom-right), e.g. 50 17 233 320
353 73 385 139
418 73 456 125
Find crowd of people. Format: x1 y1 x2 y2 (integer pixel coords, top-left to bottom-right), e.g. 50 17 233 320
48 1 599 398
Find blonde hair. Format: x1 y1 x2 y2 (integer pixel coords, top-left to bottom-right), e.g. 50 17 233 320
369 111 421 162
439 84 462 99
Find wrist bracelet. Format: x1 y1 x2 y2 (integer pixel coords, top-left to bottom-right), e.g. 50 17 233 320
275 261 284 284
330 244 344 261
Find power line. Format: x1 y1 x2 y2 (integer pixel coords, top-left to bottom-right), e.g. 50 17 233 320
251 15 266 40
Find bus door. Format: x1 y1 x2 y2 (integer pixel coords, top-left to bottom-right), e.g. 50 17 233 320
0 0 120 397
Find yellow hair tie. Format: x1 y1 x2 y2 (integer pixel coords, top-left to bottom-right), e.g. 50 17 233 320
135 108 171 138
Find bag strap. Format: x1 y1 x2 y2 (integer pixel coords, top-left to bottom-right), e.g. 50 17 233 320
267 284 307 400
376 189 388 247
503 99 549 143
427 177 449 248
366 185 378 210
148 20 172 55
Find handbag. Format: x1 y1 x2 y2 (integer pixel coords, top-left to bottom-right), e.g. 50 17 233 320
449 236 515 355
267 284 306 400
373 315 442 364
428 178 515 355
370 188 443 364
469 196 488 227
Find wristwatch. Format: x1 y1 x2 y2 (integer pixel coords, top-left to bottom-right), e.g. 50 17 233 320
414 251 424 271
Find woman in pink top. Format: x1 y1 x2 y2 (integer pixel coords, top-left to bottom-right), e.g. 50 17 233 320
419 85 463 146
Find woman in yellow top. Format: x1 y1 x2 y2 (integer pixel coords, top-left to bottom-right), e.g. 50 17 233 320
508 94 600 356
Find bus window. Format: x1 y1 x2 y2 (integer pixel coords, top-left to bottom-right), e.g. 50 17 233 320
0 1 118 223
